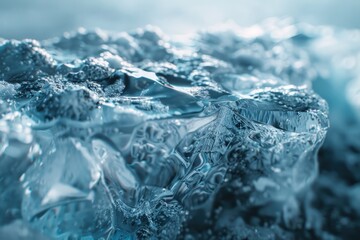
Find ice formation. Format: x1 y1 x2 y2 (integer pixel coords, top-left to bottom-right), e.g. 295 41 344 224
1 19 359 239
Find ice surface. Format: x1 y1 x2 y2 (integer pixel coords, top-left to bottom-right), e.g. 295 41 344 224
0 21 336 239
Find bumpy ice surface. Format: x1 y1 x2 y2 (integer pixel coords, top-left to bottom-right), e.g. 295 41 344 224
3 19 356 239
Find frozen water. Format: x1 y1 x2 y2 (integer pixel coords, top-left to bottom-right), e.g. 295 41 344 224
0 21 332 239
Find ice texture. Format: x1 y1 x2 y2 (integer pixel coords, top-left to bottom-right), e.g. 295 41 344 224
0 22 333 239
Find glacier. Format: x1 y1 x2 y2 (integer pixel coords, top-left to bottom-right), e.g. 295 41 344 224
0 19 359 239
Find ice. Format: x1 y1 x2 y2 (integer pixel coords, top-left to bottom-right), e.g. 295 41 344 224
0 220 50 240
0 22 331 239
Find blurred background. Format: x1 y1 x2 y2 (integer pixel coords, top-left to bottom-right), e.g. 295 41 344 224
1 0 360 40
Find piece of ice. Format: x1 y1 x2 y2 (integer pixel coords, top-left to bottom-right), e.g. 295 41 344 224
0 22 331 239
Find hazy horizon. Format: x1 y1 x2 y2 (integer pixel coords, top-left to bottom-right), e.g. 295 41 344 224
1 0 359 40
